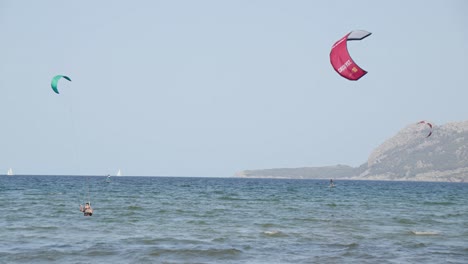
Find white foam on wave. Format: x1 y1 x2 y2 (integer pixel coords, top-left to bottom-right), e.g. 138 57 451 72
262 230 287 237
263 230 280 235
411 231 439 236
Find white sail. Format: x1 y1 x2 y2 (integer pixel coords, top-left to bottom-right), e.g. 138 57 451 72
116 169 122 176
7 168 13 176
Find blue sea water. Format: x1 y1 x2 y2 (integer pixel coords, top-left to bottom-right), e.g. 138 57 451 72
0 176 467 264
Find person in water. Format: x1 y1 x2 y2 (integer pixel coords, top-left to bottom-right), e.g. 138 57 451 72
80 202 93 216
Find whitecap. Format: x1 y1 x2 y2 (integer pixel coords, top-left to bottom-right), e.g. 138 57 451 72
262 230 287 237
411 231 439 235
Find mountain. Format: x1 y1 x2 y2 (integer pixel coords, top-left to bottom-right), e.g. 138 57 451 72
234 121 468 182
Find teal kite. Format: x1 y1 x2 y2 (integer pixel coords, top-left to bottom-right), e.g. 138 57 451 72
51 75 72 94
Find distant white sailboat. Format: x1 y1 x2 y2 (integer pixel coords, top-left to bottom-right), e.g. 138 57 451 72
116 169 122 177
7 168 13 176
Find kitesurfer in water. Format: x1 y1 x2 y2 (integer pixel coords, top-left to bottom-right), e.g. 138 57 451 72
80 202 93 216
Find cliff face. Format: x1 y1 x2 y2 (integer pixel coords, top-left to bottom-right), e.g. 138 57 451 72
357 121 468 182
235 121 468 182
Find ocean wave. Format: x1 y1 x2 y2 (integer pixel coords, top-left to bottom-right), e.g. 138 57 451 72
218 196 245 201
147 247 242 257
395 218 416 225
410 231 440 235
343 242 359 249
121 237 206 247
423 201 456 206
126 205 144 210
262 230 288 237
187 220 208 225
7 225 59 231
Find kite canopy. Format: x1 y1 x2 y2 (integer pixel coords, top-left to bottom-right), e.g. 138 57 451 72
51 75 72 94
417 121 433 138
330 30 371 81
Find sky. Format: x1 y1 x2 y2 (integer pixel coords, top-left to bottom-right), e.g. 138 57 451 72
1 0 467 177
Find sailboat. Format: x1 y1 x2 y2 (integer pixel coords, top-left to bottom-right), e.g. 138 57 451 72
7 168 13 176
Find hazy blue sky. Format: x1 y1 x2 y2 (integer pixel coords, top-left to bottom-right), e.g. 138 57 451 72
1 0 467 176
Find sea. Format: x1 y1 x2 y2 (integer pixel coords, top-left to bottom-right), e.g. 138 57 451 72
1 176 467 264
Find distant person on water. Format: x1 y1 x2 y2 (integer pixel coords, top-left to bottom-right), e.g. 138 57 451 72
80 202 93 216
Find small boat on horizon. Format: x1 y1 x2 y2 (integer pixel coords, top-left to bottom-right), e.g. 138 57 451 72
7 168 13 176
